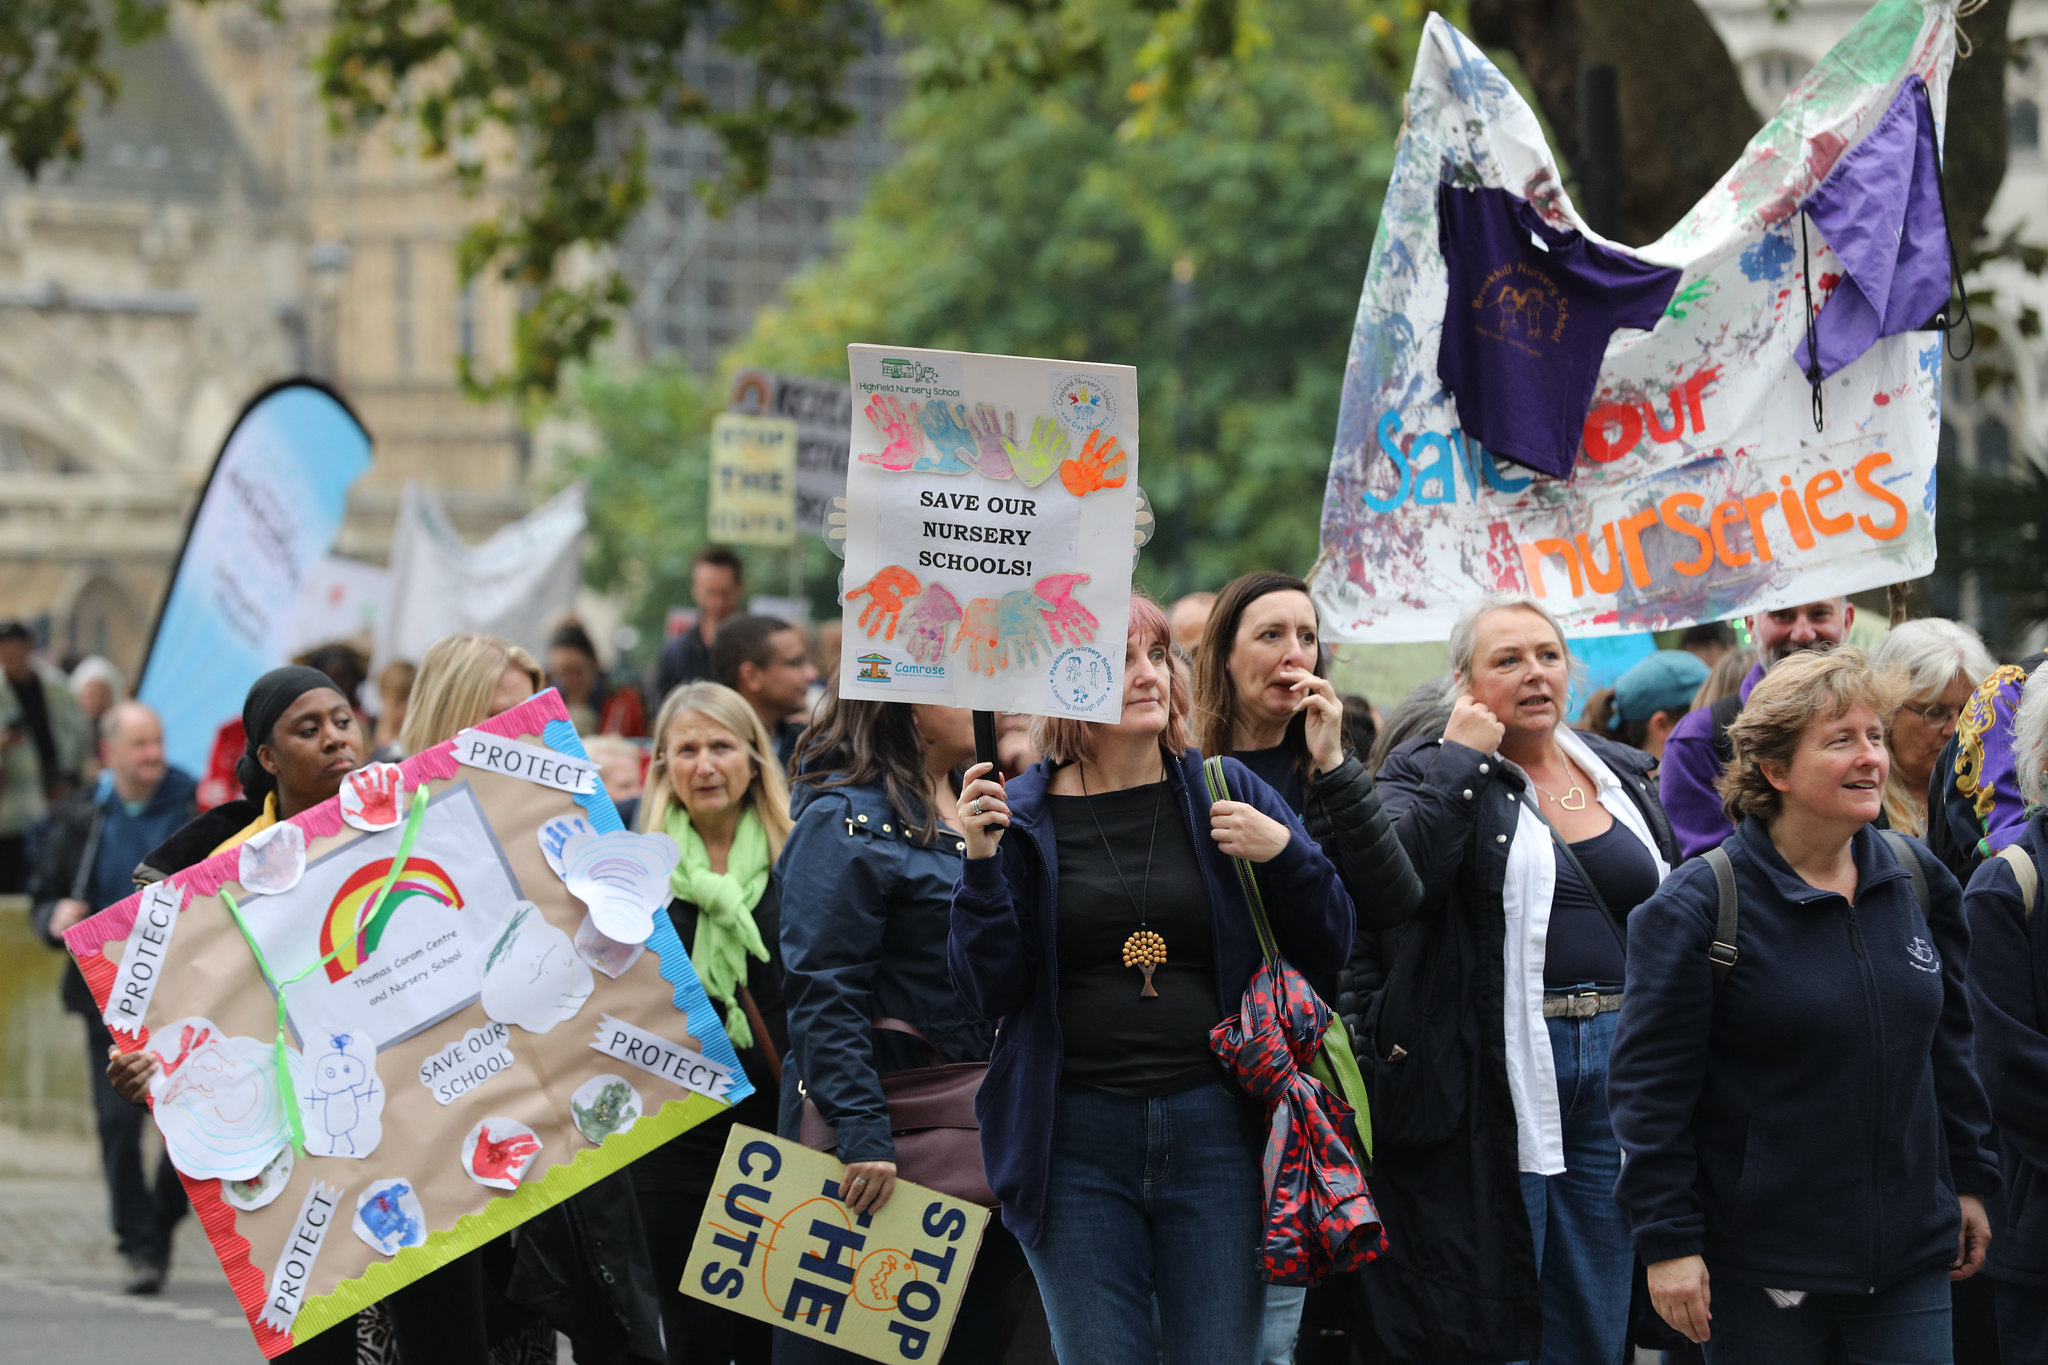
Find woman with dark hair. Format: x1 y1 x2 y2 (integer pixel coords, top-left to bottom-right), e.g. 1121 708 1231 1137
1191 571 1422 1362
951 594 1355 1365
774 693 1024 1363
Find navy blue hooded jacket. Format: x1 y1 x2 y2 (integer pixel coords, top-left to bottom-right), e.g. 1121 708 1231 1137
948 750 1354 1248
1962 816 2048 1288
1610 819 1999 1294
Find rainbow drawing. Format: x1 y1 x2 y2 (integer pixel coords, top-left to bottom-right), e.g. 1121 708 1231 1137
319 858 464 983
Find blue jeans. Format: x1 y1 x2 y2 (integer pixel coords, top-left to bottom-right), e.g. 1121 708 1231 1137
1021 1081 1265 1365
1515 1008 1632 1365
1260 1283 1306 1364
1703 1265 1952 1363
1997 1275 2048 1365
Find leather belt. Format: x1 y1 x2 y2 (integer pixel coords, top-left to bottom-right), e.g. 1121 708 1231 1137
1542 991 1624 1019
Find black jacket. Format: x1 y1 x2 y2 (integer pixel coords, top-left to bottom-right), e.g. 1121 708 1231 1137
1961 818 2048 1287
1290 755 1424 1037
1612 820 1999 1294
1360 732 1675 1360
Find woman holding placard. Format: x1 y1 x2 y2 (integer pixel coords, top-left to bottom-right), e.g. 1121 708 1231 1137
950 594 1355 1365
633 681 792 1365
776 691 1026 1363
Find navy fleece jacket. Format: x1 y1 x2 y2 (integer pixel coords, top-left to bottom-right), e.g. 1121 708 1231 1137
948 750 1354 1248
1610 819 1999 1293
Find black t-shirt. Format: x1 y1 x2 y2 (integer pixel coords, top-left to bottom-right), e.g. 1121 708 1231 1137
1544 820 1660 990
1050 780 1219 1095
11 670 60 797
1233 743 1307 815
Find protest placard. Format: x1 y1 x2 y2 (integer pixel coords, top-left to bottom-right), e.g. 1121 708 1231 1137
1311 0 1952 641
681 1127 990 1364
836 344 1140 720
711 414 801 546
730 369 853 538
62 689 745 1357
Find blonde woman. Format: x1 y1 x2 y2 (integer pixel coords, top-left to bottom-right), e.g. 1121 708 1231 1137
1612 648 1996 1360
398 634 543 757
633 682 793 1365
1871 618 1998 837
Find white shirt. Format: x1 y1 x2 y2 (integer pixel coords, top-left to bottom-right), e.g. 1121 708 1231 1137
1498 726 1669 1175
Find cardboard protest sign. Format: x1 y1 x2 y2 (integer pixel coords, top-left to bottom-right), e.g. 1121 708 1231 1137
836 343 1140 720
711 413 801 546
729 369 852 539
681 1128 990 1364
62 690 746 1357
1312 0 1953 641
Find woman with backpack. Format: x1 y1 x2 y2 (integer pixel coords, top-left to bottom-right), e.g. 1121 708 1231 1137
1611 647 1998 1361
1961 666 2048 1363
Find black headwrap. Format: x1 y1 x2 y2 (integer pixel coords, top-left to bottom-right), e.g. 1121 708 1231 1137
236 665 345 801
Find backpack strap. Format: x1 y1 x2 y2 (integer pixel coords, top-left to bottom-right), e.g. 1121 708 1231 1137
1703 846 1739 992
1996 842 2040 919
1879 829 1931 915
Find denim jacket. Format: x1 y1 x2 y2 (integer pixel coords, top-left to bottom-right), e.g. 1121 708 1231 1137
775 778 993 1164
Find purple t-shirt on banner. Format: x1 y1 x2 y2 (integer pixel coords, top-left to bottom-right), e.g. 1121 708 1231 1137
1437 184 1683 478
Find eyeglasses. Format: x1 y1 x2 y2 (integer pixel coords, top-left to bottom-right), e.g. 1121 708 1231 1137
1898 701 1961 730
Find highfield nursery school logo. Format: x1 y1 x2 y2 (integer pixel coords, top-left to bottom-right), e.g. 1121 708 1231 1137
878 357 942 385
319 857 463 983
857 653 892 682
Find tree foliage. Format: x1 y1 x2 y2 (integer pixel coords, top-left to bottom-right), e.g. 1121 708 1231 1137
730 0 1404 594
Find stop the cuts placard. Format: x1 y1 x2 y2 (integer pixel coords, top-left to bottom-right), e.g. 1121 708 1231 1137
837 344 1140 721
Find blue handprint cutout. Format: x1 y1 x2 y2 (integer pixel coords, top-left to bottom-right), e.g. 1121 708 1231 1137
996 589 1055 671
915 402 977 475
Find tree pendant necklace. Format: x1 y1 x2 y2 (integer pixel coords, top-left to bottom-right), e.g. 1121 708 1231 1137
1080 760 1167 998
1530 755 1588 811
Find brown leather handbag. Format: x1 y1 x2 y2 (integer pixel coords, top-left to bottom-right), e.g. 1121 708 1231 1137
798 1017 996 1207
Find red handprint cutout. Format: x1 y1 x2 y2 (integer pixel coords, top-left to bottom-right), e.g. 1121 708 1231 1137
1034 572 1099 647
859 395 924 471
341 762 406 831
846 566 921 641
158 1022 215 1078
1058 430 1127 497
470 1122 543 1187
952 598 1001 677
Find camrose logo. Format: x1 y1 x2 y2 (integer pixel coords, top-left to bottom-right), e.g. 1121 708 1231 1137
895 661 945 678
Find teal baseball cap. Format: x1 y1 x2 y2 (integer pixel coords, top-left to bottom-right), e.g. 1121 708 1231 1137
1611 649 1710 727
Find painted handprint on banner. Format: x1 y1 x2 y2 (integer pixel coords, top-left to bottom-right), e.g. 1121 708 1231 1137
901 582 962 665
962 403 1017 479
996 590 1055 670
953 598 1001 677
915 402 976 474
1034 572 1099 647
1059 429 1128 497
858 395 924 471
847 566 920 641
339 762 407 832
1003 416 1069 488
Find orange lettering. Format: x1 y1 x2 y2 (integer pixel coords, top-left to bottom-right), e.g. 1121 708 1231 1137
1777 477 1816 550
1804 470 1852 536
1576 524 1626 593
1710 500 1752 568
1519 538 1585 598
1742 492 1779 562
1618 508 1661 588
1659 494 1713 576
1853 452 1909 541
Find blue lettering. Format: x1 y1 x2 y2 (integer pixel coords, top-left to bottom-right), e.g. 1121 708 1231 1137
921 1204 967 1242
1476 439 1532 493
1410 433 1459 505
738 1140 782 1180
710 1227 759 1266
1362 412 1413 513
700 1264 744 1300
783 1278 846 1332
800 1219 865 1285
888 1322 932 1358
723 1183 770 1229
897 1280 942 1323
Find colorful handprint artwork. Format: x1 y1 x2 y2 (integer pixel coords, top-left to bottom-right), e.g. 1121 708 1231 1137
1035 572 1098 647
962 404 1018 479
914 402 977 475
900 582 962 665
1059 430 1128 497
995 589 1055 670
858 395 925 471
461 1117 543 1191
847 566 921 641
339 763 409 832
353 1178 427 1257
1003 416 1069 488
952 598 1001 677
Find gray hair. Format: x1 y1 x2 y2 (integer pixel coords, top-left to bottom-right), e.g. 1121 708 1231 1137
1445 592 1576 699
99 699 158 745
2016 667 2048 810
70 655 127 704
1870 618 1998 704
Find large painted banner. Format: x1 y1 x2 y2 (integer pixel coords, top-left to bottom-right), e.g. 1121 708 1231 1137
1312 0 1953 641
836 344 1140 721
64 689 743 1357
138 380 374 777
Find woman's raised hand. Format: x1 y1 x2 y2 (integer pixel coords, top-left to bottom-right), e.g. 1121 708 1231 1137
959 761 1010 859
1443 692 1506 755
1285 668 1345 775
1210 799 1292 863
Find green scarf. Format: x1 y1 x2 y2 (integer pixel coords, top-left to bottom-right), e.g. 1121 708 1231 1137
666 804 773 1049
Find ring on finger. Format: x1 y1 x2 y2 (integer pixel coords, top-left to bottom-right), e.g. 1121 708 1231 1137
852 1177 868 1186
970 799 984 815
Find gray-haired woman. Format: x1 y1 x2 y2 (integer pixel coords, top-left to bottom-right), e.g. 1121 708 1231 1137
1362 593 1677 1363
1871 618 1998 838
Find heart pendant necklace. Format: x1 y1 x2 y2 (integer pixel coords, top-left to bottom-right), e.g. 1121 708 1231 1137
1531 755 1589 811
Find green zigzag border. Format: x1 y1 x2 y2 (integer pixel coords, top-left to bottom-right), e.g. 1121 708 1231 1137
289 1092 727 1344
